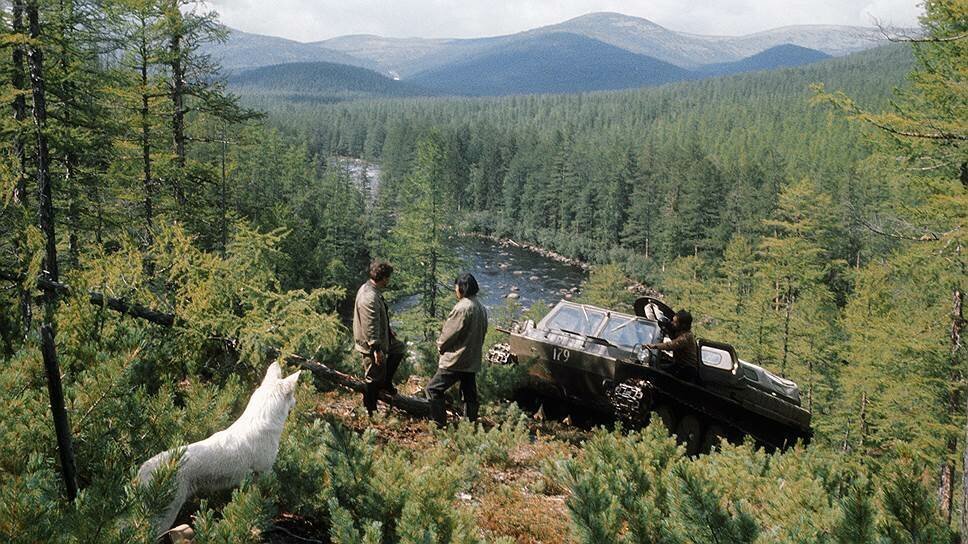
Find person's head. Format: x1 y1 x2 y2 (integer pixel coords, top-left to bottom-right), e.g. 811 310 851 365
369 261 393 288
454 273 479 300
672 310 692 332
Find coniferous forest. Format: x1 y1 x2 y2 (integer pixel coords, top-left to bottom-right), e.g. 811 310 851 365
0 1 965 543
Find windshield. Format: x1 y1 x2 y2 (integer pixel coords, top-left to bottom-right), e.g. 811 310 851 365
600 316 659 349
544 304 606 335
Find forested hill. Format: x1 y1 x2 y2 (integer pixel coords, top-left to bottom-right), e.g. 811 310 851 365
202 27 377 72
208 12 898 98
227 61 430 102
410 32 692 96
227 37 849 99
269 43 913 195
697 44 832 76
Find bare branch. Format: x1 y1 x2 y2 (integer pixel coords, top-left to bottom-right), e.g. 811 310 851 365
863 115 968 141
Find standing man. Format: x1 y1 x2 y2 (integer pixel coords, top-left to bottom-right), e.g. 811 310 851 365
426 273 488 427
353 261 406 417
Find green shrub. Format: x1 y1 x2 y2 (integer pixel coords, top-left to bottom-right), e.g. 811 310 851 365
436 408 530 468
193 478 274 544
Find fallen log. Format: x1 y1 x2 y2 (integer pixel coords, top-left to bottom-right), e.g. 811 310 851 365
286 354 433 417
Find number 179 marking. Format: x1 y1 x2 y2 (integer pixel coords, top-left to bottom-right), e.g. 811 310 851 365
553 347 571 361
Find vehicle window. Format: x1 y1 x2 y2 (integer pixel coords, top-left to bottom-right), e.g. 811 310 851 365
545 305 605 335
701 346 734 371
601 316 659 348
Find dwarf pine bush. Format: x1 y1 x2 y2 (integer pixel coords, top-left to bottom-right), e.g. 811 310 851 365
555 422 957 544
279 420 481 543
435 407 530 467
192 478 274 544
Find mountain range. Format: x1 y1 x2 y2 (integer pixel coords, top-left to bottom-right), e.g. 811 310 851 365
210 12 901 98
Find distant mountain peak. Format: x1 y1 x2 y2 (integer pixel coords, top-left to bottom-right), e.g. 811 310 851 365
211 11 898 83
558 11 666 26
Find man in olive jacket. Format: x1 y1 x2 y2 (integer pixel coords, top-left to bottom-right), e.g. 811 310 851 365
426 273 488 427
353 261 406 416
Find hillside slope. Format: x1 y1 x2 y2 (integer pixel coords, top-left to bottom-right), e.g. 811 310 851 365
311 12 896 75
545 13 886 67
228 61 428 101
410 32 692 96
203 28 377 73
698 44 832 76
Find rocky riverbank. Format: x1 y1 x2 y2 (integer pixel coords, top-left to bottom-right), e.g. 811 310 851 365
463 232 661 299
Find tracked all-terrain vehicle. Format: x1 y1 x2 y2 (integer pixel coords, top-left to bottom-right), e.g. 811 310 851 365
487 298 811 454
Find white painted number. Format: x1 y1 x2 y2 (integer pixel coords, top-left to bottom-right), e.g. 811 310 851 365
553 347 571 362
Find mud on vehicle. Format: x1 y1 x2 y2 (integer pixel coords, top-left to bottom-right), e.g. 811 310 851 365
487 297 811 454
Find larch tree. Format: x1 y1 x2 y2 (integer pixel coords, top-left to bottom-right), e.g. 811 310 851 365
818 0 967 524
389 131 459 337
25 0 78 501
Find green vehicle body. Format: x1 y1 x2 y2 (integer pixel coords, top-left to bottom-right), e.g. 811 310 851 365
489 297 812 453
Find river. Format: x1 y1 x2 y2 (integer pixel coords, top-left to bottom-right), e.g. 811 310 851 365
456 236 586 311
389 236 587 314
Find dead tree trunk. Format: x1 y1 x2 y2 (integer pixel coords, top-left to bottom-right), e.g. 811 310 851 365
962 394 968 540
27 0 78 501
0 270 177 327
940 288 964 522
137 17 155 252
945 287 965 529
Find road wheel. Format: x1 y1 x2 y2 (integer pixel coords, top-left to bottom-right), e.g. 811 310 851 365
651 404 677 435
676 414 704 456
700 423 728 454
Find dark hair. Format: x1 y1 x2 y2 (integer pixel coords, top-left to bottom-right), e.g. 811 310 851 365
369 261 393 282
675 310 693 331
454 273 480 297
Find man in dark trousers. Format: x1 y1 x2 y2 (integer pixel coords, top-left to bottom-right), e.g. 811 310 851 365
644 309 699 372
353 261 406 417
426 273 488 427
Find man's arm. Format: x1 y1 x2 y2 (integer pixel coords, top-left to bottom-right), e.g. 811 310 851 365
358 290 385 353
646 334 689 351
437 307 469 354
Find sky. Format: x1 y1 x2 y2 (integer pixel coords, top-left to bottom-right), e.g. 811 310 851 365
202 0 923 43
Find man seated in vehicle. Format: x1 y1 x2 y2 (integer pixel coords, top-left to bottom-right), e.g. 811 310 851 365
644 310 699 375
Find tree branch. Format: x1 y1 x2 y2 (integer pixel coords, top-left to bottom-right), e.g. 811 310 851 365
0 270 175 326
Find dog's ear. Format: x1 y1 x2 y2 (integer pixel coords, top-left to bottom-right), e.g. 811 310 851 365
263 361 283 384
280 370 302 394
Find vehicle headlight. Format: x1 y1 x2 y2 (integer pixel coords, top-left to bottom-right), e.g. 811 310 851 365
634 344 650 364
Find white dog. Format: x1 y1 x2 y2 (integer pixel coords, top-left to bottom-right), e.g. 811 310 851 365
137 362 302 534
